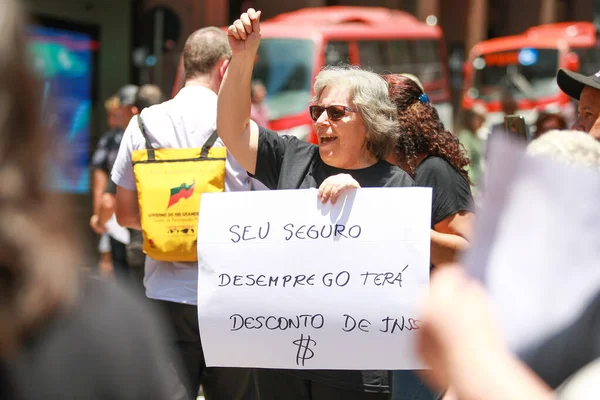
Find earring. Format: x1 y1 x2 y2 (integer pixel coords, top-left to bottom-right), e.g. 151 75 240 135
366 141 371 150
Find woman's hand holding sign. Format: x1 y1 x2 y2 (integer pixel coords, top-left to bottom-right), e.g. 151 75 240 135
318 174 360 204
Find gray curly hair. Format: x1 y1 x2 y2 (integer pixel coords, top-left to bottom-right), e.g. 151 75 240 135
527 129 600 170
312 66 398 160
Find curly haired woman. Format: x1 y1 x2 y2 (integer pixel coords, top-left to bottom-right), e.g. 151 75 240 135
384 75 475 400
384 74 474 268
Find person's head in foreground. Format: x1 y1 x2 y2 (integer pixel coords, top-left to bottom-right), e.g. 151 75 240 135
383 74 470 180
310 66 399 169
0 0 80 355
557 68 600 140
526 129 600 170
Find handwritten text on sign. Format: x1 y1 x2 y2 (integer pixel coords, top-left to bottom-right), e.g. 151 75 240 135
196 188 431 370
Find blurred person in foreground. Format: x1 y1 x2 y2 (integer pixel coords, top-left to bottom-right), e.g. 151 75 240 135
112 26 259 400
0 1 177 398
90 84 139 281
533 111 567 139
457 105 486 187
417 130 600 400
98 84 165 293
383 74 473 400
220 8 413 400
556 68 600 140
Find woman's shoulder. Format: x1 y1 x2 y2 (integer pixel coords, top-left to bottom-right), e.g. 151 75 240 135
418 155 455 170
416 156 464 179
375 160 414 187
415 156 471 189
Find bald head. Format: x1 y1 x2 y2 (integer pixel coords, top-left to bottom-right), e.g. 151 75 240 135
183 27 232 81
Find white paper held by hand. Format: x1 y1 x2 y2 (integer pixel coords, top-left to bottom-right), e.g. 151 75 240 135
196 188 431 370
465 136 600 354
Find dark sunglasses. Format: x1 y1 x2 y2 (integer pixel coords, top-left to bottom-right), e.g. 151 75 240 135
309 105 358 122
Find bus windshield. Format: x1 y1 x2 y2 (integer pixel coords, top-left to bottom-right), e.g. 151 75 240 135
469 48 559 101
357 39 445 96
252 38 314 120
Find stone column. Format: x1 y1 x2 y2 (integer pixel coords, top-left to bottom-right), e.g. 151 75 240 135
465 0 488 54
539 0 558 24
417 0 439 21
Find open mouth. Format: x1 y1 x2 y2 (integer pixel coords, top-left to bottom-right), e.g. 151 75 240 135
319 136 338 145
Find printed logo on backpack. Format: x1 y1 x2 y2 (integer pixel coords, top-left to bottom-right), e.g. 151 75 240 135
131 115 226 262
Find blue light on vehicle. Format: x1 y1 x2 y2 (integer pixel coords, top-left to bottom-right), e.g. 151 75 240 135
145 55 157 67
518 48 538 66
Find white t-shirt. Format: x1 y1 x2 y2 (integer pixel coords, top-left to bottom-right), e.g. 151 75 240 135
111 85 266 305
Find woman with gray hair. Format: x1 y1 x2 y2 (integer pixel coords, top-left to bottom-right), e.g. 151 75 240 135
218 8 413 400
219 10 411 200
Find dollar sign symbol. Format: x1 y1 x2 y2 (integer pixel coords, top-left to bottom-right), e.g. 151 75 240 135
293 334 316 366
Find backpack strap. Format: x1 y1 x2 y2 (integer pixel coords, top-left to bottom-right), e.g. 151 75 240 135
137 115 155 160
200 130 219 159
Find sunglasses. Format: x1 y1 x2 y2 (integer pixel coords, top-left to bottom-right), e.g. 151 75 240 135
309 105 358 122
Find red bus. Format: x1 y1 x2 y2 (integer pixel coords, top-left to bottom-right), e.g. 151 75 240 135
462 22 598 132
172 6 452 143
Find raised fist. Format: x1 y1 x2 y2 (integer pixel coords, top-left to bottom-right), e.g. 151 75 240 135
228 8 262 55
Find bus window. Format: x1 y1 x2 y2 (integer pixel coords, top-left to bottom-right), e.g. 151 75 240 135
413 40 442 83
357 41 388 73
359 39 451 128
572 47 600 76
470 48 559 101
324 41 350 67
389 40 414 72
252 38 314 120
358 39 444 91
389 40 443 87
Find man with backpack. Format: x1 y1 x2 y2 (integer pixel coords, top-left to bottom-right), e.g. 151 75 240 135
111 27 260 400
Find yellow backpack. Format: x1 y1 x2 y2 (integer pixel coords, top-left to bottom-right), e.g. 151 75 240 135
132 115 226 262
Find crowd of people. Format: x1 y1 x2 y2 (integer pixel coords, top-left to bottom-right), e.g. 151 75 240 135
1 1 600 399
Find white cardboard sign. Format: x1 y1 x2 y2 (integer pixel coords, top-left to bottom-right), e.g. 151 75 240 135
197 188 431 370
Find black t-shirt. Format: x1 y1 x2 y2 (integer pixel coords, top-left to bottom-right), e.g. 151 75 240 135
0 276 177 400
414 156 473 228
522 290 600 389
253 127 413 393
91 129 124 174
254 126 414 190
